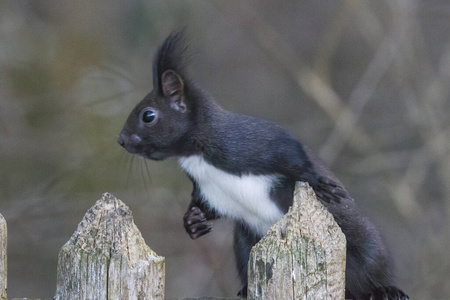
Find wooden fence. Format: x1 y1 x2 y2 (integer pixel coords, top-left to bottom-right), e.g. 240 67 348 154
0 182 346 300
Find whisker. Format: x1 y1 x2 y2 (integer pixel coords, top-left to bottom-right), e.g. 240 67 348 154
125 153 135 189
138 157 152 198
116 149 131 189
143 158 153 185
143 158 153 199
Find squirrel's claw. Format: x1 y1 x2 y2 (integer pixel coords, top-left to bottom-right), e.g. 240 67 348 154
183 206 213 239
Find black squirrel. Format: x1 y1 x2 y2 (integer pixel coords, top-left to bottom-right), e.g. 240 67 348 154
118 31 408 300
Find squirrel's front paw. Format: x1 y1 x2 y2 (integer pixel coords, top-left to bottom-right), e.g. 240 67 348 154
183 206 213 239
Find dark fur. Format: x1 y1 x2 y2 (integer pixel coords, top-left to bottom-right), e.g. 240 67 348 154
118 31 408 300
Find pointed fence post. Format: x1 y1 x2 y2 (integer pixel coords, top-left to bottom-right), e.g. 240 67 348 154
247 182 347 299
55 193 165 300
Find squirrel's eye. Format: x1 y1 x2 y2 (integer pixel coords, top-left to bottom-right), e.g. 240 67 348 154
142 110 156 123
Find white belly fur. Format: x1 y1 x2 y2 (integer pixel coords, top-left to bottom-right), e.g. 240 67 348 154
179 155 284 236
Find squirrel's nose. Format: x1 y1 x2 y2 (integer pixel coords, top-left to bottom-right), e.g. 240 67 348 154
118 132 126 147
118 132 142 151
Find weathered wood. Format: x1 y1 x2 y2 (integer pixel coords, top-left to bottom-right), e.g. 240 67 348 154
55 192 165 300
0 213 6 300
247 182 346 299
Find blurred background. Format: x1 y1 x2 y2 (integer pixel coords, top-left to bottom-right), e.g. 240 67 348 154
0 0 449 299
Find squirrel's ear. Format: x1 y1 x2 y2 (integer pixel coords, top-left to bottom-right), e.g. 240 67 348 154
161 70 187 112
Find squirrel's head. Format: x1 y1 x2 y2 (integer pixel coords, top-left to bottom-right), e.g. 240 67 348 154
118 31 195 160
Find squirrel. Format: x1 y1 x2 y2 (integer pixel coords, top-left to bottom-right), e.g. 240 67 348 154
118 31 408 300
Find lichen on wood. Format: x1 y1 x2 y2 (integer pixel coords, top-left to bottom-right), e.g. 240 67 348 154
247 182 346 299
55 192 165 300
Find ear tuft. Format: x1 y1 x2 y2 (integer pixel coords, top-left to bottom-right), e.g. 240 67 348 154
153 30 189 96
161 70 186 112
